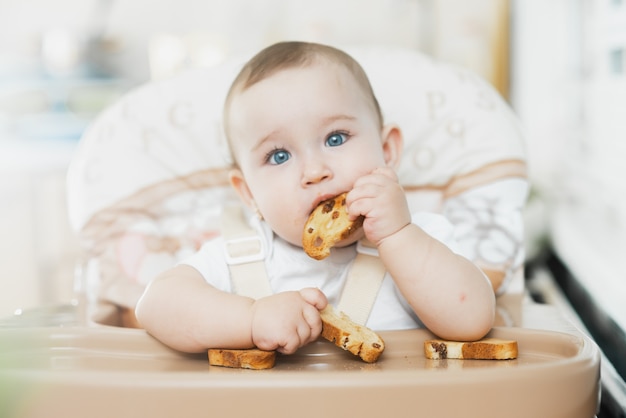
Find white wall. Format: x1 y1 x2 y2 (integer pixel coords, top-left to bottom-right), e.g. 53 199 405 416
0 140 79 317
511 0 626 225
511 0 626 328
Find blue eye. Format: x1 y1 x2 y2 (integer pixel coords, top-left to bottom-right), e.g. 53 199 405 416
326 132 347 147
266 149 290 165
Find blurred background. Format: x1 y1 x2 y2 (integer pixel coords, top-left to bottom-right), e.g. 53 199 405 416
0 0 625 412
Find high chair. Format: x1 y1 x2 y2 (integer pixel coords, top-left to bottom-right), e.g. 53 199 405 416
67 46 529 325
0 46 600 418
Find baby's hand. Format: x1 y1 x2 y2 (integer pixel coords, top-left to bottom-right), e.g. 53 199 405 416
249 288 327 354
347 167 412 245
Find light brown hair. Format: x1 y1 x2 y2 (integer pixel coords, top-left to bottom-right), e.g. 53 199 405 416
223 41 383 154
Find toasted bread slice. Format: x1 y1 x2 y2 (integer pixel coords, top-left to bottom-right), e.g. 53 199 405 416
207 305 386 368
320 305 384 363
303 192 364 260
208 348 276 370
424 338 518 360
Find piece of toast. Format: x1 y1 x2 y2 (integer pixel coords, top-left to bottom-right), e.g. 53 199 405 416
206 305 385 368
303 192 364 260
208 348 276 370
320 305 385 363
424 338 518 360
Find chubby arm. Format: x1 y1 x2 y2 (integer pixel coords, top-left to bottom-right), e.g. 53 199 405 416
377 224 495 341
135 265 327 353
348 168 495 341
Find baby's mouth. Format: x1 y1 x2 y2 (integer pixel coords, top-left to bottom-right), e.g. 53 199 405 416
309 192 347 215
301 192 364 259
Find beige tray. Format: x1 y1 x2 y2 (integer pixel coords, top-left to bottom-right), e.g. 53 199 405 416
0 324 600 418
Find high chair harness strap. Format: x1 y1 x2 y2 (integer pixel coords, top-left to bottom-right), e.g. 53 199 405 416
221 205 272 300
336 240 386 325
220 206 386 325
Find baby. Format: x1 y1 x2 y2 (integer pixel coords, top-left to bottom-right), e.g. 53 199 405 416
135 41 495 354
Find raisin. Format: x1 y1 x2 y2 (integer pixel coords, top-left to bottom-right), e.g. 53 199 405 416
431 342 447 359
322 200 334 214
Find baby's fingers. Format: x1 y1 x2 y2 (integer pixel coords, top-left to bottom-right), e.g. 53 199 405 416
276 316 316 354
351 167 398 190
301 303 323 344
299 288 327 310
276 337 301 355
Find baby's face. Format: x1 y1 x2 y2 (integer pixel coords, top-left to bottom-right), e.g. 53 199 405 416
227 62 387 247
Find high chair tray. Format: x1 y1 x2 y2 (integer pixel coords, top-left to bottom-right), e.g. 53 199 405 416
0 324 599 418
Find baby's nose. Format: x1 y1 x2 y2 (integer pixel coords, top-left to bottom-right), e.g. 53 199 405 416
302 160 332 186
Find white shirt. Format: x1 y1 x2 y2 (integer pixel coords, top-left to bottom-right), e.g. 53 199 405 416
181 212 461 331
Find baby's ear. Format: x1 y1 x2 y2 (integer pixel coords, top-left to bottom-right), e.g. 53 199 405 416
229 169 256 209
381 124 404 168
